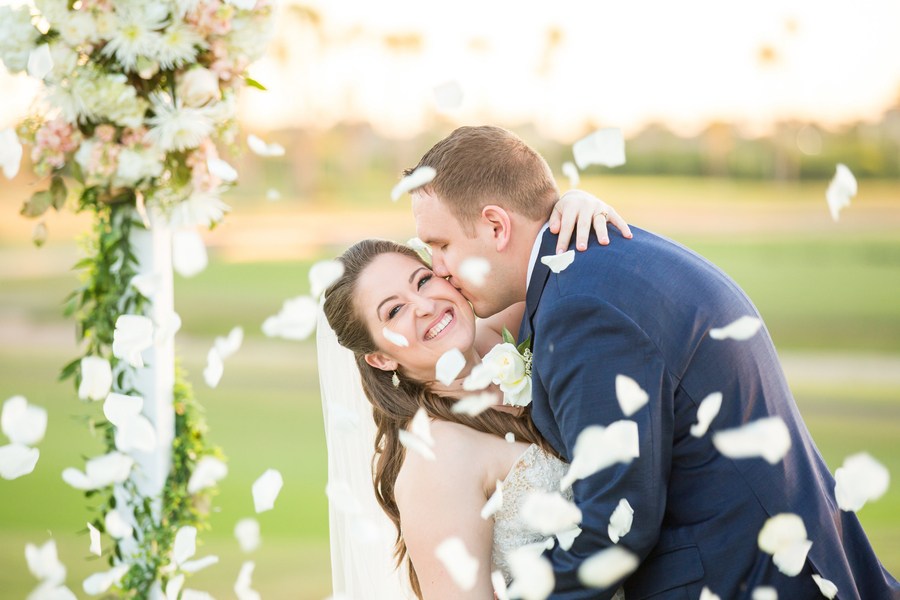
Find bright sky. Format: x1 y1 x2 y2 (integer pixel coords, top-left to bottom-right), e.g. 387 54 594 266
2 0 900 140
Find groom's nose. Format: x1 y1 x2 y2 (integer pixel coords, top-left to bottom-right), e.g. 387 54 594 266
431 255 450 278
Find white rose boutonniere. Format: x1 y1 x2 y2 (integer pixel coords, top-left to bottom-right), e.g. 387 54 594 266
479 328 533 407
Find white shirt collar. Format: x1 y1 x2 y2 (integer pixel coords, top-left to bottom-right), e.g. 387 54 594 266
525 222 550 291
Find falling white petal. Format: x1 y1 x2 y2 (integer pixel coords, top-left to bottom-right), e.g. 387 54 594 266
505 432 515 443
165 574 185 600
506 546 554 600
560 420 640 490
266 188 281 201
615 375 649 417
773 539 812 577
63 452 134 491
751 587 778 600
406 237 432 255
435 537 479 591
0 444 39 479
709 316 762 341
521 491 583 536
690 392 723 438
556 526 582 551
247 134 285 157
224 0 257 9
433 80 464 111
758 513 811 577
112 315 154 368
104 510 133 540
435 348 467 385
309 260 345 298
812 574 838 599
262 295 318 341
608 498 634 543
234 518 261 553
129 273 162 297
61 467 92 490
103 393 142 425
104 394 156 454
481 480 503 519
834 452 890 512
207 157 238 182
0 128 23 179
27 582 77 600
713 417 791 465
78 357 113 401
87 523 102 557
700 587 721 600
2 395 48 446
252 469 284 513
82 565 129 595
491 570 510 600
577 546 639 588
459 257 490 287
25 540 66 585
398 429 436 461
214 327 244 359
180 590 214 600
187 456 228 494
540 250 575 274
452 392 498 417
826 163 857 222
203 348 224 388
172 229 208 278
462 363 494 391
153 311 182 346
382 327 409 348
561 162 580 187
173 526 197 565
391 166 436 201
27 44 53 79
181 555 219 573
573 128 626 170
234 561 261 600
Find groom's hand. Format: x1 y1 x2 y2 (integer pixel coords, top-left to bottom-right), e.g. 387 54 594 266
549 190 633 253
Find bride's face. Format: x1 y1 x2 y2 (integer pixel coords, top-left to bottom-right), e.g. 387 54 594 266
355 251 477 382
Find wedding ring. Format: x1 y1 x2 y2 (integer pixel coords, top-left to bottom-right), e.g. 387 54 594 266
598 210 609 220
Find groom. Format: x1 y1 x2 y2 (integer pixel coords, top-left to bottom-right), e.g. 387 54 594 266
405 126 899 599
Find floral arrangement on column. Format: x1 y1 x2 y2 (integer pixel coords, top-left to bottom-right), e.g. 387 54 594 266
0 0 274 596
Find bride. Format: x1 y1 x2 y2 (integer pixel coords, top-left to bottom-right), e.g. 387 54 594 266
318 193 630 599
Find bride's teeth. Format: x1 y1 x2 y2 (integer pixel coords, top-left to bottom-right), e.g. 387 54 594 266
426 312 453 340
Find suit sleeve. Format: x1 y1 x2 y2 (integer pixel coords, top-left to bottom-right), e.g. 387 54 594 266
536 293 674 599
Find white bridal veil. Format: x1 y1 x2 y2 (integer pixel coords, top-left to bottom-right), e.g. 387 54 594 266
317 306 415 599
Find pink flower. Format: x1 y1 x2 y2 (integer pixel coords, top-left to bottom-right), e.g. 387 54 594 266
94 124 117 143
188 1 234 37
121 127 149 147
186 139 222 192
31 118 82 175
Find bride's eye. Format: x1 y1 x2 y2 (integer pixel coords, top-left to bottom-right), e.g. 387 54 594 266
388 305 401 319
417 274 432 289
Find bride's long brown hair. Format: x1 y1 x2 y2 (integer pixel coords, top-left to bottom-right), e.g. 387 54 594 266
323 239 554 598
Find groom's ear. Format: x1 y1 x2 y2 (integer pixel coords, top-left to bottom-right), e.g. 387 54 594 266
481 205 512 252
364 352 398 372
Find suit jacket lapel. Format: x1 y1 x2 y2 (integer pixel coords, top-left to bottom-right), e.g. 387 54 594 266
519 229 557 345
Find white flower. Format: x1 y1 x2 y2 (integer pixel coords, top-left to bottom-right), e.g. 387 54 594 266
709 316 762 341
112 315 154 368
57 12 99 47
0 444 40 479
207 157 238 182
0 128 23 179
578 546 639 588
155 22 205 70
113 147 164 188
480 343 532 407
25 539 66 585
27 44 54 80
573 128 626 169
78 357 113 401
176 67 221 108
757 513 812 577
247 134 285 157
560 420 640 491
391 166 436 201
826 163 857 222
834 452 889 512
103 393 156 453
252 469 284 513
713 416 791 465
225 0 258 10
169 192 230 230
234 518 261 553
435 537 479 592
2 395 48 446
172 229 209 278
0 6 38 73
147 93 216 153
187 456 228 494
262 296 318 340
100 5 166 72
82 564 129 595
62 452 134 491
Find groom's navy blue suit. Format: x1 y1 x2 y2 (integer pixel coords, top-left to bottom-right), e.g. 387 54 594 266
520 226 899 599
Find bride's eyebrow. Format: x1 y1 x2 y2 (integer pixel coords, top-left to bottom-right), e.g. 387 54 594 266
375 268 430 318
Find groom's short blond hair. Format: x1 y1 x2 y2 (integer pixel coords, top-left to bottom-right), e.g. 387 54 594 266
403 126 559 234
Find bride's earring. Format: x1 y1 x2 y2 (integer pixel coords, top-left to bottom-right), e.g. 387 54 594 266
392 371 400 388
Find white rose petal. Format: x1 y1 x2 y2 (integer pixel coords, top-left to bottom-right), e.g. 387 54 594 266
577 546 639 588
462 363 494 392
773 539 812 577
452 392 498 417
165 574 185 600
433 80 464 111
411 408 435 446
382 326 409 348
234 561 261 600
435 348 467 386
309 260 345 298
561 162 580 187
181 555 219 573
713 416 791 465
521 491 583 536
556 526 582 551
751 587 778 600
0 128 23 179
506 546 554 600
608 498 634 544
153 311 182 346
435 537 479 591
104 510 133 540
491 570 510 600
826 163 857 222
203 348 224 388
252 469 284 513
709 316 762 341
459 257 490 287
82 564 129 595
78 357 113 401
573 128 626 170
391 166 436 201
0 444 39 479
103 394 156 453
690 392 723 438
406 237 432 255
27 44 53 80
63 452 134 491
505 432 515 443
176 67 220 107
700 587 721 600
758 513 811 577
2 395 48 446
480 480 503 519
112 315 153 368
266 188 281 201
87 522 101 557
234 518 261 553
181 590 214 600
224 0 256 9
187 456 228 494
173 526 197 565
834 452 890 512
615 375 649 417
25 540 66 584
27 582 77 600
262 295 318 341
399 408 436 461
812 574 838 599
560 420 640 491
214 326 244 359
207 157 238 182
540 250 575 274
172 229 208 278
247 134 285 157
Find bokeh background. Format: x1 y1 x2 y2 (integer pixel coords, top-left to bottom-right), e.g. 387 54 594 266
1 0 899 597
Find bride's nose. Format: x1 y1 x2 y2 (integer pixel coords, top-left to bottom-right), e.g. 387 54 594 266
413 296 436 317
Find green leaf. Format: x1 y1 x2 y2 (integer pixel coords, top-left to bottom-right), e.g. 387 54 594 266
501 326 516 346
517 338 531 354
50 176 67 210
69 160 85 185
244 76 267 91
20 190 53 218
